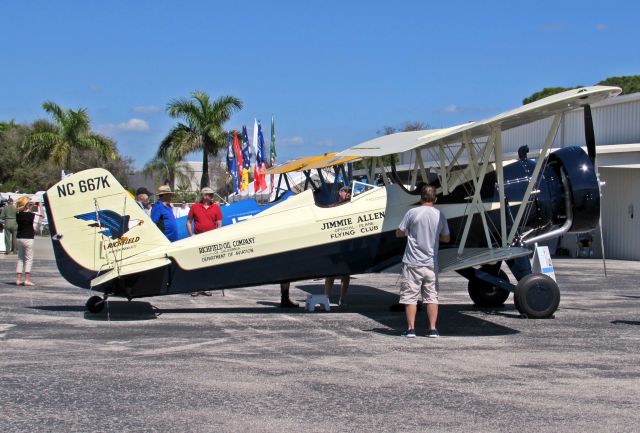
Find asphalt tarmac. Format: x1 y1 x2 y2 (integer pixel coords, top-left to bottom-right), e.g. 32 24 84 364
1 238 639 432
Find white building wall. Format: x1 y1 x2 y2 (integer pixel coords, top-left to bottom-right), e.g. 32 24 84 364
599 166 640 260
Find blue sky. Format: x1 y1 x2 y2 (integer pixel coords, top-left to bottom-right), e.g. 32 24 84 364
1 0 638 169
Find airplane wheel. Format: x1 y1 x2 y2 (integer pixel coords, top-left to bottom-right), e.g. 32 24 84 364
468 270 510 308
514 273 560 319
86 296 105 314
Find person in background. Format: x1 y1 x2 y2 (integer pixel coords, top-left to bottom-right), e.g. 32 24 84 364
151 185 178 242
279 282 298 308
173 200 191 219
187 187 222 296
1 197 18 255
15 197 44 286
135 187 152 215
395 185 450 338
324 186 352 305
324 275 350 306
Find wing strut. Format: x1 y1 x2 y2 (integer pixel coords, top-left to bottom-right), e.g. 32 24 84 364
458 130 496 254
494 126 507 247
507 113 562 244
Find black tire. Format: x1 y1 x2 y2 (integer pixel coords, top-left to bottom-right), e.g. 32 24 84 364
468 270 510 308
86 295 105 314
514 273 560 319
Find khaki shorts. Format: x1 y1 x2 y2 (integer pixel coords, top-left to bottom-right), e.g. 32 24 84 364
399 264 438 304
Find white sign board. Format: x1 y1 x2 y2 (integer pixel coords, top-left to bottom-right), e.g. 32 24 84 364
531 245 556 281
0 230 5 253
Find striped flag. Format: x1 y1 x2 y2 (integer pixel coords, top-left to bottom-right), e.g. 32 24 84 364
241 125 251 169
233 131 243 190
226 132 238 194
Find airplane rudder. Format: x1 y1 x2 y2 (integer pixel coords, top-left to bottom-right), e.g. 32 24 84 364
45 169 169 284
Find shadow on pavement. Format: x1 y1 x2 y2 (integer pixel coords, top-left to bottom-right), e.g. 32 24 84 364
28 283 520 335
611 320 640 326
31 301 159 321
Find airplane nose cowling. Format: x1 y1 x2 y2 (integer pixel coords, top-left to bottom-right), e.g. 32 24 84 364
548 146 601 233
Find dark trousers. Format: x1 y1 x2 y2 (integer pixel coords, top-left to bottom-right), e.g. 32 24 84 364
4 222 17 254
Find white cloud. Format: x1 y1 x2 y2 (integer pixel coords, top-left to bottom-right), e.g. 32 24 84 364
280 136 304 146
595 23 608 32
133 105 162 113
542 22 567 31
318 139 335 148
443 104 459 113
99 118 150 133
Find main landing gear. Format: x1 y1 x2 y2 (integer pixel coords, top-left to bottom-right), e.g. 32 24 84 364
85 295 107 314
467 268 511 308
462 265 560 319
512 273 560 319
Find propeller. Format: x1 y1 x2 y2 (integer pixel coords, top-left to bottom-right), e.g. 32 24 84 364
584 104 607 276
584 104 596 162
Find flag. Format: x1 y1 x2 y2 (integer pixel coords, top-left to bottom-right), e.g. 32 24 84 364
252 119 259 163
269 115 277 168
257 121 265 166
226 132 238 194
253 164 259 192
226 131 233 172
255 121 267 191
259 162 268 191
241 169 249 193
241 125 251 169
233 131 243 190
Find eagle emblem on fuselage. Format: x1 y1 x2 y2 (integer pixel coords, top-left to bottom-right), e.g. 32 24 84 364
74 210 143 240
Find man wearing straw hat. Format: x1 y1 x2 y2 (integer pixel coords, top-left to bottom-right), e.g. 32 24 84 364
151 184 178 242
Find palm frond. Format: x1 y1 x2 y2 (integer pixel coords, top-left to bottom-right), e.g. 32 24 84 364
158 124 191 157
80 134 117 160
22 132 63 161
42 101 67 125
166 98 202 128
210 96 243 125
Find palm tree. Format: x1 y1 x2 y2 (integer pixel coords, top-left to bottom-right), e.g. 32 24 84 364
159 91 242 188
143 147 193 191
23 101 116 171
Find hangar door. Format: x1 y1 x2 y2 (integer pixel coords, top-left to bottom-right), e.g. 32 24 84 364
599 166 640 260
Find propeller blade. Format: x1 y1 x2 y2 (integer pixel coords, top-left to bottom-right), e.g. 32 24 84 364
584 104 596 162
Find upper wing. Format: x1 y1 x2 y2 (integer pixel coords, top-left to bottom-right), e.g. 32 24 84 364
337 86 622 158
265 155 329 175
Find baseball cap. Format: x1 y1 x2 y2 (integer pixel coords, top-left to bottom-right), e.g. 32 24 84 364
136 187 152 196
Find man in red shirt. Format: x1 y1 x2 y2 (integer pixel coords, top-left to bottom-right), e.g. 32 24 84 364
187 187 222 235
187 187 223 296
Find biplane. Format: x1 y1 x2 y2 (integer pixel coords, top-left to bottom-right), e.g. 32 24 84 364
43 85 621 317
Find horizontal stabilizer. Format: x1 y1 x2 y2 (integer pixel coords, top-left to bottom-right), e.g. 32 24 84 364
91 257 171 288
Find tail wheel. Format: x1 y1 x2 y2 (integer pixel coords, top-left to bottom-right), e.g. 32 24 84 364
514 273 560 318
86 295 105 314
467 269 510 308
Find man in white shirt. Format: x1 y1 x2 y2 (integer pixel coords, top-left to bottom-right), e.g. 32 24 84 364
173 200 190 219
396 185 450 338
